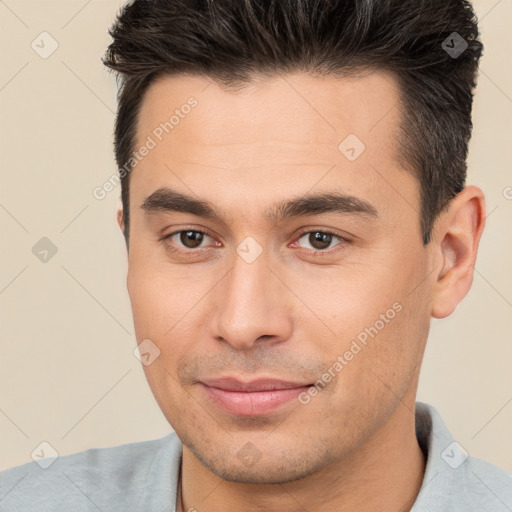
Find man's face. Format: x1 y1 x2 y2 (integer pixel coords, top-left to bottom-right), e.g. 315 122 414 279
124 71 434 483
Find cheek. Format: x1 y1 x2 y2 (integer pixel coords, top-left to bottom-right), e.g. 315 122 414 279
129 267 194 418
292 248 429 390
343 276 430 400
286 257 402 339
318 299 427 434
127 257 189 337
127 263 205 384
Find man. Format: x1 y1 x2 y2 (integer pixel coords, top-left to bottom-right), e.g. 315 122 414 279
1 0 511 510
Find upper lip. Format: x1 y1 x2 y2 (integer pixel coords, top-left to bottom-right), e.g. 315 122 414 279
200 377 311 392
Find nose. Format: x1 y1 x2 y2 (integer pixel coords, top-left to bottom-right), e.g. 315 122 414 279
208 245 294 351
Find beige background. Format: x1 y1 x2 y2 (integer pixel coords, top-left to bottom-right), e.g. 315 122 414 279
0 0 511 473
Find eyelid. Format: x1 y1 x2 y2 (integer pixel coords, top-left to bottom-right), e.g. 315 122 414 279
294 227 351 242
159 226 220 254
160 226 216 241
291 228 351 254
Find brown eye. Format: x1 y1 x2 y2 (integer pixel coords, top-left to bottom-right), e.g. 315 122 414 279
309 232 333 250
297 231 342 251
178 230 206 249
163 229 214 252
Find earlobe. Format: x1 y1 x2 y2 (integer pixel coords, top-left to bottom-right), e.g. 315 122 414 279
431 186 486 319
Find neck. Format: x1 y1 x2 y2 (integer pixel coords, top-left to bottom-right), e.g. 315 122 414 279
178 402 426 512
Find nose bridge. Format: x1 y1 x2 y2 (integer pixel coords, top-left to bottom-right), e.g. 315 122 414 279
210 243 291 349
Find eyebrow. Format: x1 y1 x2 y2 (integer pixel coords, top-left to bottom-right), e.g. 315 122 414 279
141 187 378 224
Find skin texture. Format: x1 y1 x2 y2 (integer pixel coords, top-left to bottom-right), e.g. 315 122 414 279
117 71 485 512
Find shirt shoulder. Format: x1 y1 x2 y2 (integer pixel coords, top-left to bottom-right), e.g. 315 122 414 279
0 432 182 512
412 401 512 512
461 453 512 511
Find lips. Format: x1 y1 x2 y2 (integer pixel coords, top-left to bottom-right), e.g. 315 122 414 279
201 377 310 392
199 377 312 416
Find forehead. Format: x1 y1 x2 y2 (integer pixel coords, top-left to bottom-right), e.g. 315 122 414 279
130 70 415 228
135 69 403 156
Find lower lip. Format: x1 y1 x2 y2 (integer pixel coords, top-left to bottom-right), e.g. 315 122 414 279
200 384 311 416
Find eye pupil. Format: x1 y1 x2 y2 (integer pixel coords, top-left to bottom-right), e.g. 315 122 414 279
180 230 203 248
310 232 332 250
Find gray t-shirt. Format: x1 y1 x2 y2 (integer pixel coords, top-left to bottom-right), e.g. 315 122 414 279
1 401 511 511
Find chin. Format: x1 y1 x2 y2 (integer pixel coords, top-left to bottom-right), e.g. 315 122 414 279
187 437 330 484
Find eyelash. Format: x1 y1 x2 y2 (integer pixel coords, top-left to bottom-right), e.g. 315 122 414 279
160 227 350 258
292 229 350 256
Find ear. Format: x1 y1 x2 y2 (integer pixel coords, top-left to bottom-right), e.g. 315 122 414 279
430 186 486 319
116 203 125 236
